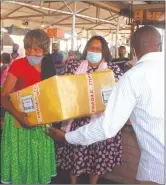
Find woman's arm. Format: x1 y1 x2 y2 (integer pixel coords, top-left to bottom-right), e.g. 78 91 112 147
1 73 32 128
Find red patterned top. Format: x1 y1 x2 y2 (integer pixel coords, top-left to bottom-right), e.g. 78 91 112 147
8 57 41 92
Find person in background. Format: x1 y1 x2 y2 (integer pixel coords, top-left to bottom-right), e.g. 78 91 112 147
0 53 12 127
123 45 139 72
67 50 74 63
53 36 123 184
1 29 56 184
117 46 128 59
124 57 137 72
0 53 12 86
45 26 164 184
54 52 66 75
52 43 60 54
11 43 20 60
52 43 65 75
112 46 129 73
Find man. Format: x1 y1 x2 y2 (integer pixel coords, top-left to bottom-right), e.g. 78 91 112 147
52 43 60 53
118 45 128 59
112 46 130 72
45 26 164 184
52 43 63 63
52 43 65 74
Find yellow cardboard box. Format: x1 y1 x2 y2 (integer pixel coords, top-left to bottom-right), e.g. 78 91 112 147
10 70 115 128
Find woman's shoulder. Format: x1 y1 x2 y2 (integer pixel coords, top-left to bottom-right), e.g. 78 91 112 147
8 57 29 77
107 61 124 75
63 60 82 75
68 59 82 67
107 61 119 69
10 57 28 67
66 60 81 70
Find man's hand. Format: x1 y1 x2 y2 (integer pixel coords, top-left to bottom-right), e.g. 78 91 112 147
44 125 66 143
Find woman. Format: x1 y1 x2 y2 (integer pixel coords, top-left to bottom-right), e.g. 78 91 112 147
56 36 123 184
1 29 56 184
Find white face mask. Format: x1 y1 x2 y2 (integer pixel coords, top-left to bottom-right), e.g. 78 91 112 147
86 51 102 64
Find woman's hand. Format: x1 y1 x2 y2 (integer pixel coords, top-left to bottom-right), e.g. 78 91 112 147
15 112 33 129
44 125 66 143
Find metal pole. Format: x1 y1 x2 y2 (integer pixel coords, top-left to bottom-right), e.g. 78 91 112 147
50 38 53 54
110 33 113 58
129 0 134 60
162 29 164 45
5 1 73 16
115 16 119 58
87 30 89 41
5 1 119 25
112 33 114 43
71 2 76 51
76 13 118 24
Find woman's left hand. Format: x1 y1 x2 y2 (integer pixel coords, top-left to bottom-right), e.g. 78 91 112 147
44 125 66 142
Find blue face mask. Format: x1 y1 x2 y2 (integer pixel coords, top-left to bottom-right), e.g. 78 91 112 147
27 56 43 66
12 50 18 54
86 51 102 64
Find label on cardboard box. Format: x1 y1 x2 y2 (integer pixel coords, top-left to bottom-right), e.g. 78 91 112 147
86 73 96 114
22 95 35 113
101 88 112 105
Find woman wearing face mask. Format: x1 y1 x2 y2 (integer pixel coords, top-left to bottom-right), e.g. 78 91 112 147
56 36 123 184
1 29 56 184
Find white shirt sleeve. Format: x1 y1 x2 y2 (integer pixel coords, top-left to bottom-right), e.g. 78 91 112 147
65 73 137 145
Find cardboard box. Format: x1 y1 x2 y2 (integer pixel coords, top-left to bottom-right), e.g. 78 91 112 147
10 70 115 128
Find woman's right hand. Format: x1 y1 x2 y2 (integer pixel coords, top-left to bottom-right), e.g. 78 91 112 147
1 73 34 129
16 112 33 129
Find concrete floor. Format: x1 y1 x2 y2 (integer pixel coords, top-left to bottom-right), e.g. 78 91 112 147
0 118 121 184
50 168 121 184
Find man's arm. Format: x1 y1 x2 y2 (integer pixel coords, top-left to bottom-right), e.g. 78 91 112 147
65 73 137 145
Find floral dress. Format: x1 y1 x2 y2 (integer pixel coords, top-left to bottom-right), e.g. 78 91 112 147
56 60 123 176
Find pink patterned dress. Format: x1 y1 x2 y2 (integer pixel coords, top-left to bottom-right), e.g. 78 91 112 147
56 60 123 176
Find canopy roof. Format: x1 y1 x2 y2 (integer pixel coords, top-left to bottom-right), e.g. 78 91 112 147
1 1 165 39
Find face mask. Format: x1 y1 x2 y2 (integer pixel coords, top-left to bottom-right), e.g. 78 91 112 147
27 56 43 66
86 51 102 64
12 50 18 54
